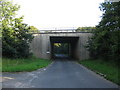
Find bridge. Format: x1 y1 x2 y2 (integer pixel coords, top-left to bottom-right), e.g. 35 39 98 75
30 29 92 60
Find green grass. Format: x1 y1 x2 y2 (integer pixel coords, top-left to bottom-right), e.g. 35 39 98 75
0 58 2 72
79 59 119 85
2 56 52 72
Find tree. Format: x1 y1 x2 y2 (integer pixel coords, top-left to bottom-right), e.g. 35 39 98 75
28 26 39 33
54 43 69 55
1 0 34 58
76 27 95 32
86 1 120 62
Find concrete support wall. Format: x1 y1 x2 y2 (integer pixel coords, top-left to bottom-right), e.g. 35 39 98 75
30 33 92 60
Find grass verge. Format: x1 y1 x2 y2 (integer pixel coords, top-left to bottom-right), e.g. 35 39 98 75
2 56 52 72
79 59 119 85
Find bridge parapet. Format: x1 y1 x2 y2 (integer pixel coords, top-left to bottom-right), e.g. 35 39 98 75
29 29 93 34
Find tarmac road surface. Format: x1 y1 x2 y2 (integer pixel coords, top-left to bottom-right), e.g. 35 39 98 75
2 60 119 88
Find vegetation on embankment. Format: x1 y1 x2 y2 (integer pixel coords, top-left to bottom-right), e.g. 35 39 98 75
2 56 52 72
86 2 120 62
79 59 119 85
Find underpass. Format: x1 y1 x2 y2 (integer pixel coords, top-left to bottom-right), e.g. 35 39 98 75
50 36 79 60
30 31 92 61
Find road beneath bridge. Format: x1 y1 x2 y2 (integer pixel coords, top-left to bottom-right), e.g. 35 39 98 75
2 60 118 88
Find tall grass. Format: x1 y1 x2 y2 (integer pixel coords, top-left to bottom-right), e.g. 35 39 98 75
79 59 119 85
2 56 52 72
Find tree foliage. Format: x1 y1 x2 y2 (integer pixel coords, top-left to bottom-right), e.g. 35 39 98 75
54 43 69 55
76 27 95 32
1 0 34 58
28 26 39 33
86 1 120 62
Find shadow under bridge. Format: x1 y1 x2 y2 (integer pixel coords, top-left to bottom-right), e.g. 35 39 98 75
50 36 79 60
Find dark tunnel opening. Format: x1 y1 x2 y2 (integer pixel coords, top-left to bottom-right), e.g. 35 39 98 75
50 36 79 60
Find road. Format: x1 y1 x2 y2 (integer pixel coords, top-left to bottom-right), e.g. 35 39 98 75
2 60 119 88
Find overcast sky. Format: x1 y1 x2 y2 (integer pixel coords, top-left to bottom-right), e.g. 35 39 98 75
13 0 104 30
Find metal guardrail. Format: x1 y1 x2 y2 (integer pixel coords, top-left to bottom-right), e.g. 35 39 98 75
39 29 76 33
29 29 94 34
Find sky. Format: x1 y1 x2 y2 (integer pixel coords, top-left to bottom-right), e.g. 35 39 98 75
13 0 104 30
